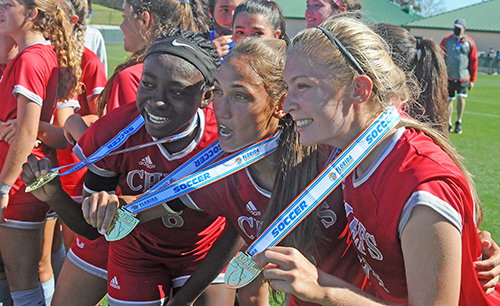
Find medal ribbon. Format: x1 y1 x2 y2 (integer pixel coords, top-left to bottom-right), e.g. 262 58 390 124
57 113 199 176
123 130 282 215
247 106 400 255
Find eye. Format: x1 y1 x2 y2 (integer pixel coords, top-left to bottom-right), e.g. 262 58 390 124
234 92 249 101
170 89 183 97
141 80 154 89
214 87 223 96
235 30 245 36
220 8 229 14
297 83 311 91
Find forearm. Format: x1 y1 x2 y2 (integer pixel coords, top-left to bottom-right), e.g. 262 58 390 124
38 121 69 150
46 188 101 240
169 221 244 305
0 130 36 185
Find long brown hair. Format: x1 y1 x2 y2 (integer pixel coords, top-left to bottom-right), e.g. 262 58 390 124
23 0 80 99
372 23 449 136
290 17 482 225
96 0 210 116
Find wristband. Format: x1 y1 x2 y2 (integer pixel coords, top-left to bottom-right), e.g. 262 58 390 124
0 183 12 196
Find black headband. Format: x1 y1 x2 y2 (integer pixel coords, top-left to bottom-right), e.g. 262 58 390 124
145 36 218 86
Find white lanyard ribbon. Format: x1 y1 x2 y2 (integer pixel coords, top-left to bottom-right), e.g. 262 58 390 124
124 130 282 215
225 106 400 289
248 106 400 255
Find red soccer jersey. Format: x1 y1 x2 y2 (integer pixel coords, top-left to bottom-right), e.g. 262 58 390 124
75 102 225 265
58 47 107 198
0 41 58 201
185 146 367 296
105 63 143 113
343 127 500 305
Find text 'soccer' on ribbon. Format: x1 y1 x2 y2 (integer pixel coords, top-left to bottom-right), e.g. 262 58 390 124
225 106 401 289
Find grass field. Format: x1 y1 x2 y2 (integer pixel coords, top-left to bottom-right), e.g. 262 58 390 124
90 4 123 26
102 42 500 303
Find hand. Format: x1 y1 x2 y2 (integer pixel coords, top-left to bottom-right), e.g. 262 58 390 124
253 246 325 303
474 230 500 294
469 81 475 90
0 119 17 144
0 194 9 223
211 35 233 58
81 191 120 234
20 154 63 203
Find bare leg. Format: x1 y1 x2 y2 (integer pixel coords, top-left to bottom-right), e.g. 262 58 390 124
174 283 236 306
448 99 454 126
456 95 466 122
0 226 44 292
40 219 56 283
51 259 107 306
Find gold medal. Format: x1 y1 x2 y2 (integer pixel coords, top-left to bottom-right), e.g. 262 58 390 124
225 251 261 289
105 207 140 241
25 170 60 193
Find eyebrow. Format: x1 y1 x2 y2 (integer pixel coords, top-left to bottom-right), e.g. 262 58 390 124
289 75 311 82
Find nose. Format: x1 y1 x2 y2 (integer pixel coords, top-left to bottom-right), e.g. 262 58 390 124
282 91 297 114
213 95 231 120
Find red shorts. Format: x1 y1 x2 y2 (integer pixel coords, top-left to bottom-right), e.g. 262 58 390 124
2 194 51 229
68 235 109 280
107 217 226 303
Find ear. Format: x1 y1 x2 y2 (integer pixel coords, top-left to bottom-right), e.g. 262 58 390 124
139 10 152 30
350 75 373 104
338 7 347 13
273 29 282 39
272 94 286 119
200 86 215 109
207 7 214 19
26 8 39 21
69 15 79 26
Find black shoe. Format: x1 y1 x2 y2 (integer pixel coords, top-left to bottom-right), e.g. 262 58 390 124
454 121 462 134
449 123 453 133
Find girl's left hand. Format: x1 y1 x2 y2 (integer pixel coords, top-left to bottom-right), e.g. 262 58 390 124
0 119 17 144
475 230 500 294
252 246 325 303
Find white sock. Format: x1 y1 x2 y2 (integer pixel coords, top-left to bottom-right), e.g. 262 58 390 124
41 277 54 306
10 285 45 306
0 279 13 306
50 245 66 282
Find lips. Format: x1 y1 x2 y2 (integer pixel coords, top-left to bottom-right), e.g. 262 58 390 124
295 119 313 128
219 124 232 137
147 111 170 124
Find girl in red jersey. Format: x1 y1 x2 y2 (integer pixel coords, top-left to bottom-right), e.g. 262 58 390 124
0 0 78 303
304 0 361 28
53 1 212 305
252 17 500 305
207 0 244 59
53 36 500 305
232 0 286 43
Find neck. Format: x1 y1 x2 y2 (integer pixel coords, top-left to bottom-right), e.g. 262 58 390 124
14 28 46 50
160 124 199 154
247 150 278 192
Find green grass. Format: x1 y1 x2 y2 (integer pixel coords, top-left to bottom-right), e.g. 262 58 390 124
99 48 500 303
105 44 130 77
448 74 500 239
90 4 123 26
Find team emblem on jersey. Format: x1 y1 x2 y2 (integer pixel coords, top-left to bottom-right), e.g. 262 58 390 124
225 251 261 289
105 207 139 241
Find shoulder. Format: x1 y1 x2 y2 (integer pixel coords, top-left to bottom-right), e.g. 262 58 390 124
114 63 144 83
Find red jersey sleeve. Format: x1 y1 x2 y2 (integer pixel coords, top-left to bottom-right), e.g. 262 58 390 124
466 36 478 83
81 47 107 108
106 63 143 113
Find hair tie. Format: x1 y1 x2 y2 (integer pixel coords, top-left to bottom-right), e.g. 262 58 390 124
55 5 59 10
183 0 190 4
332 0 343 9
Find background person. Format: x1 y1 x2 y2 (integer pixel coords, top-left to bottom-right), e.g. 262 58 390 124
440 18 477 134
305 0 361 29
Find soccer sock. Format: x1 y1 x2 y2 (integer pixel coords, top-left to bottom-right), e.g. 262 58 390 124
0 279 13 306
41 276 54 306
10 285 45 306
51 245 66 281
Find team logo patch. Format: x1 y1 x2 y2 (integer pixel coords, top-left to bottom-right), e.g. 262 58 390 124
139 155 156 169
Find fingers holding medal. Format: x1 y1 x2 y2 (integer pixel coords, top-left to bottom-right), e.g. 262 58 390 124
81 191 120 234
21 155 61 199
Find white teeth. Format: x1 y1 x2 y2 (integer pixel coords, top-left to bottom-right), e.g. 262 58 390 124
296 119 313 127
148 112 169 124
219 124 230 137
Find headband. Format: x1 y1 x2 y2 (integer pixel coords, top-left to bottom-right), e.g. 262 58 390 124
145 36 218 86
333 0 343 9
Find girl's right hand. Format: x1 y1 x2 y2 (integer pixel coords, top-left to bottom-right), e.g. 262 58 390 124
81 191 120 234
212 35 233 58
20 154 63 203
